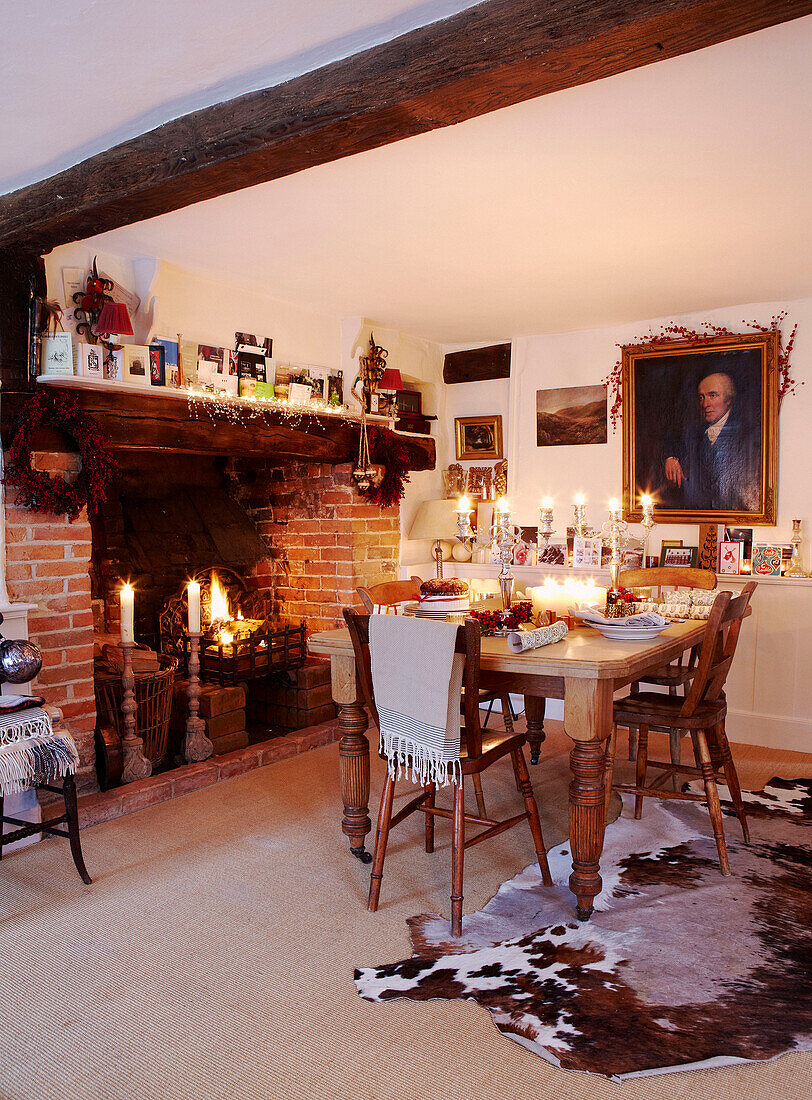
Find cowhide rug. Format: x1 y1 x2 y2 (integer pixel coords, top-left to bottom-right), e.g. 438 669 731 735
355 778 811 1080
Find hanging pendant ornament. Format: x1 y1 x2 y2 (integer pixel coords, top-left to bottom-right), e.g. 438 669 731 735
353 333 389 492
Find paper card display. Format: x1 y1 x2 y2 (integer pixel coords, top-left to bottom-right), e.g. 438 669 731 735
572 536 602 568
254 380 275 400
123 345 150 385
179 340 198 386
105 347 123 381
718 541 742 574
41 332 74 376
751 544 782 576
288 382 313 404
149 345 166 386
327 371 344 407
74 341 104 379
152 338 179 386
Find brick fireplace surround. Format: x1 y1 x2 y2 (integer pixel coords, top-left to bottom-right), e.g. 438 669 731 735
5 448 400 808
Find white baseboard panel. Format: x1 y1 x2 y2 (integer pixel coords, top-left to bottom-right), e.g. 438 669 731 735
725 709 812 753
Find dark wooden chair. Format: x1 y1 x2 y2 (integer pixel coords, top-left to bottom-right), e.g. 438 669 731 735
604 582 756 875
343 610 552 936
356 578 517 810
620 566 717 774
0 706 91 885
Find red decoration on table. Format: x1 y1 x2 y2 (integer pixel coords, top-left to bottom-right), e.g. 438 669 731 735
469 601 533 635
4 391 117 521
603 313 800 431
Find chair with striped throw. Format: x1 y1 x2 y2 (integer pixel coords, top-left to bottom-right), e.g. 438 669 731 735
0 700 91 884
343 610 552 937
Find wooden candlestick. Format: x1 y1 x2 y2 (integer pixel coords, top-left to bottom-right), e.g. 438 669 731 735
184 632 213 763
119 642 152 783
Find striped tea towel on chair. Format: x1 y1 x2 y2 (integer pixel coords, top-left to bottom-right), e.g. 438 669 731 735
0 708 80 796
369 615 464 787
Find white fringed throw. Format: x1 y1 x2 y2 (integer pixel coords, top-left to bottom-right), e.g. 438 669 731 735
0 708 79 795
369 616 464 788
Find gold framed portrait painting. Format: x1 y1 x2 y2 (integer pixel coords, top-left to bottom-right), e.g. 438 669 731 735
454 415 503 461
622 331 778 526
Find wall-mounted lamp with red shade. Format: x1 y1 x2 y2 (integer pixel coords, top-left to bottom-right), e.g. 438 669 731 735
96 301 133 380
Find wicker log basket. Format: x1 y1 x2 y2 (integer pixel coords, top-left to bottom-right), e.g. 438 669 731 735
94 651 177 787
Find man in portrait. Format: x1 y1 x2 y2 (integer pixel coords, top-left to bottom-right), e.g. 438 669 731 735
661 371 760 511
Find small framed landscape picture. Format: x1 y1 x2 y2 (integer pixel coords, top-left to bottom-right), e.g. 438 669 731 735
455 415 503 460
660 544 699 568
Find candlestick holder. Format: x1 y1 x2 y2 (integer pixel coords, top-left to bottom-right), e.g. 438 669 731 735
785 519 809 578
573 501 588 539
456 507 522 613
601 510 630 611
640 501 656 568
119 642 152 783
185 631 214 763
536 505 555 563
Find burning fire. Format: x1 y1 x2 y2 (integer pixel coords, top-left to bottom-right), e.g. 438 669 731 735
209 573 231 625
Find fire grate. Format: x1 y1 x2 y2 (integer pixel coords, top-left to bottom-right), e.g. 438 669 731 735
159 567 306 684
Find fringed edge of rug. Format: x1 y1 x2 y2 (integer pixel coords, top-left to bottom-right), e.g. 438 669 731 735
0 731 79 795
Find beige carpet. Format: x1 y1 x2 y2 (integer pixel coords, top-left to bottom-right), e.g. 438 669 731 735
0 719 809 1100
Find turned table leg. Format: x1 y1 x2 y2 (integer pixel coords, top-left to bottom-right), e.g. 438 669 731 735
331 654 372 863
564 678 614 920
524 694 547 764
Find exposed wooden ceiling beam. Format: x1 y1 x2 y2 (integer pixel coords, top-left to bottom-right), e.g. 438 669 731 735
2 0 811 253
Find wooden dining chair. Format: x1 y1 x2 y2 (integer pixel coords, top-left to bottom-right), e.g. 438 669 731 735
604 581 756 875
356 578 517 796
343 610 553 936
619 566 717 773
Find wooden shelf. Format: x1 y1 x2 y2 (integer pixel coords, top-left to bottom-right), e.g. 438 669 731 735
1 378 435 470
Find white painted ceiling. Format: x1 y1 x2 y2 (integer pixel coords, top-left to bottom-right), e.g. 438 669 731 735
6 5 812 343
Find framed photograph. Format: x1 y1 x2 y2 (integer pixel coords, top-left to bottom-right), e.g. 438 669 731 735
327 371 344 407
621 547 645 569
718 541 742 574
455 415 503 460
123 345 150 385
660 545 699 568
622 331 778 525
536 384 607 446
149 344 166 387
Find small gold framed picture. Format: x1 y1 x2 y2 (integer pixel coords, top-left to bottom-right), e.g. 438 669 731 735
454 415 503 461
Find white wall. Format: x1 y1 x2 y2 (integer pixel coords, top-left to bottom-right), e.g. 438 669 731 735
441 296 812 549
45 245 341 370
341 318 447 567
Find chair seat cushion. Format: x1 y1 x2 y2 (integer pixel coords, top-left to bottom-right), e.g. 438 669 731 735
614 691 726 730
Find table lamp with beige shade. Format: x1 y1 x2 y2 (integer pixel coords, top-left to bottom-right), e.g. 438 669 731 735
408 498 467 579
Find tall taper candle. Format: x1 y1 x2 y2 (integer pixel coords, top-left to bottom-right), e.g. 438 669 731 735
187 579 201 633
120 583 135 645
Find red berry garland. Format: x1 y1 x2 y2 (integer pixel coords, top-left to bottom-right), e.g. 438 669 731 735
4 391 117 522
603 313 800 431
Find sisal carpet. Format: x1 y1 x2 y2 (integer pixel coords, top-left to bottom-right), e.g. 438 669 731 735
355 779 812 1079
0 720 810 1100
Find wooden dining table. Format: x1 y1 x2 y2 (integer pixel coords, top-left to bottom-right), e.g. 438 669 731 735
308 619 707 920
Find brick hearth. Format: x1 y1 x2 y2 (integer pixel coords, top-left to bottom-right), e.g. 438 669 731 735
4 446 400 803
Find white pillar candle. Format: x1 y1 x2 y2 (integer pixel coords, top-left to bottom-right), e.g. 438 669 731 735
120 583 135 645
187 580 201 634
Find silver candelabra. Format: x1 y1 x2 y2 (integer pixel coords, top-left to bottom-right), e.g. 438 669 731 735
456 499 521 609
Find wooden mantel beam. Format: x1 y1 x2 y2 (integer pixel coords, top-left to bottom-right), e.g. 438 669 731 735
2 0 811 253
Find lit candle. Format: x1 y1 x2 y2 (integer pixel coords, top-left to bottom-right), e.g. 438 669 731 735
541 497 553 510
496 497 511 524
608 497 621 520
187 580 201 634
120 583 135 645
455 494 472 514
574 493 585 506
